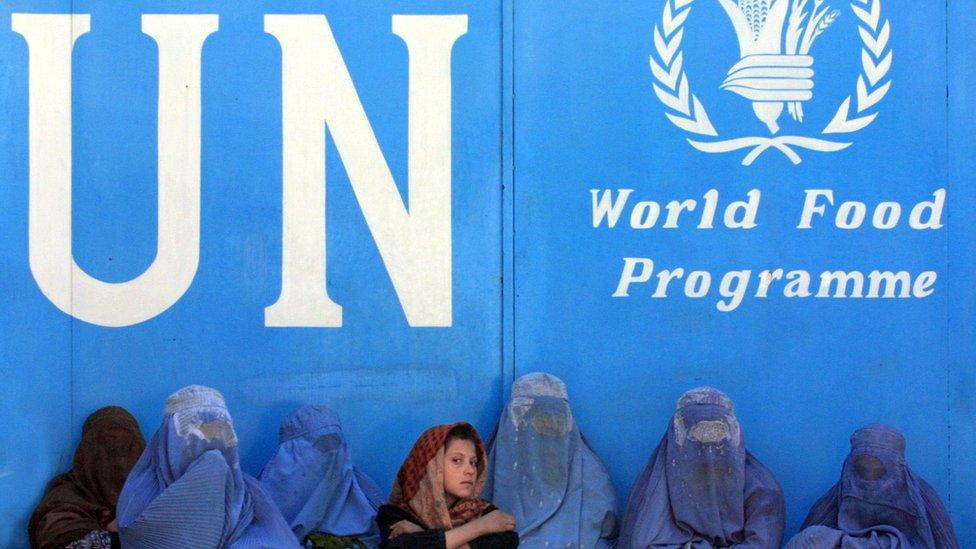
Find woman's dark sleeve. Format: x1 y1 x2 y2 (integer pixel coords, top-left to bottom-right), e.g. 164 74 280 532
469 531 519 549
377 504 447 549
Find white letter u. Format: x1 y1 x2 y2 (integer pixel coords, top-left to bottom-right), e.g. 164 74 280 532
12 14 217 327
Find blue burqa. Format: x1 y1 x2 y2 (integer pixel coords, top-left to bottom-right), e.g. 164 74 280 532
485 373 619 548
116 385 300 548
258 405 384 546
787 424 959 549
618 387 785 548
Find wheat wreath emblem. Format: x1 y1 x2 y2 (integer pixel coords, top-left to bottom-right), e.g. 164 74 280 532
649 0 892 165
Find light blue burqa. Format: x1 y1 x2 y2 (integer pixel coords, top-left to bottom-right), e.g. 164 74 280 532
258 405 384 546
485 373 619 548
116 385 300 548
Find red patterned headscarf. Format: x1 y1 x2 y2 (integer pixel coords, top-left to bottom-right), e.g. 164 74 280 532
389 422 492 529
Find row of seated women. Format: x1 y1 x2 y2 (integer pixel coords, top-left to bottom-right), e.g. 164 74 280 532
29 374 959 548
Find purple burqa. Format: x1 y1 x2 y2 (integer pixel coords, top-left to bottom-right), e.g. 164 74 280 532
618 387 785 548
787 424 959 549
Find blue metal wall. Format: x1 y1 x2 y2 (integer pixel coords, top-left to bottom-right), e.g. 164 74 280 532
0 1 504 545
947 0 975 541
511 0 956 541
0 0 971 546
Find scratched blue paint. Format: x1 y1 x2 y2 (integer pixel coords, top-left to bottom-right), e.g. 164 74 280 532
241 369 461 405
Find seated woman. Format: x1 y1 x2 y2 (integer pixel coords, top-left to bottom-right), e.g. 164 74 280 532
259 405 385 548
116 385 300 548
28 406 145 549
787 424 959 549
484 372 618 547
619 387 785 548
377 422 519 549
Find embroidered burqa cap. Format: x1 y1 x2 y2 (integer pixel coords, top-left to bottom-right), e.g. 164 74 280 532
787 424 959 549
484 372 618 547
28 406 145 549
116 385 300 548
258 405 384 545
388 422 492 530
619 387 786 548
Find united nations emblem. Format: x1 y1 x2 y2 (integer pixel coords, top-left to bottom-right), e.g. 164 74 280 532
649 0 892 165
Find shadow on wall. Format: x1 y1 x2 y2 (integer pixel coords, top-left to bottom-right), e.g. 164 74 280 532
1 394 70 549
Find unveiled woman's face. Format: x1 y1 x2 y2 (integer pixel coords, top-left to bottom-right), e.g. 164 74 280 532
442 438 478 500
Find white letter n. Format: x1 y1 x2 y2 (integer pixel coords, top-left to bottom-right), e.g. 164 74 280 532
264 15 467 327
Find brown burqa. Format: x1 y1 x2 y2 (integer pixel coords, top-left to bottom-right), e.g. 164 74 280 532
28 406 146 549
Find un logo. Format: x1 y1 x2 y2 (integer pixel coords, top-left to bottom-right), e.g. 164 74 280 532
650 0 892 165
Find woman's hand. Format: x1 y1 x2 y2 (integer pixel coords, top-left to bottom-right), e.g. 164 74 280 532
477 510 516 534
105 519 118 533
389 520 423 538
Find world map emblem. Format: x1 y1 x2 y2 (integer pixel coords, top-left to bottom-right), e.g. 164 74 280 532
649 0 892 165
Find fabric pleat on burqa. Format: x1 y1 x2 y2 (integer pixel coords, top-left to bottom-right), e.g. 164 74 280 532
786 424 959 549
618 387 785 549
116 385 300 549
484 372 619 548
28 406 145 549
258 405 385 547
